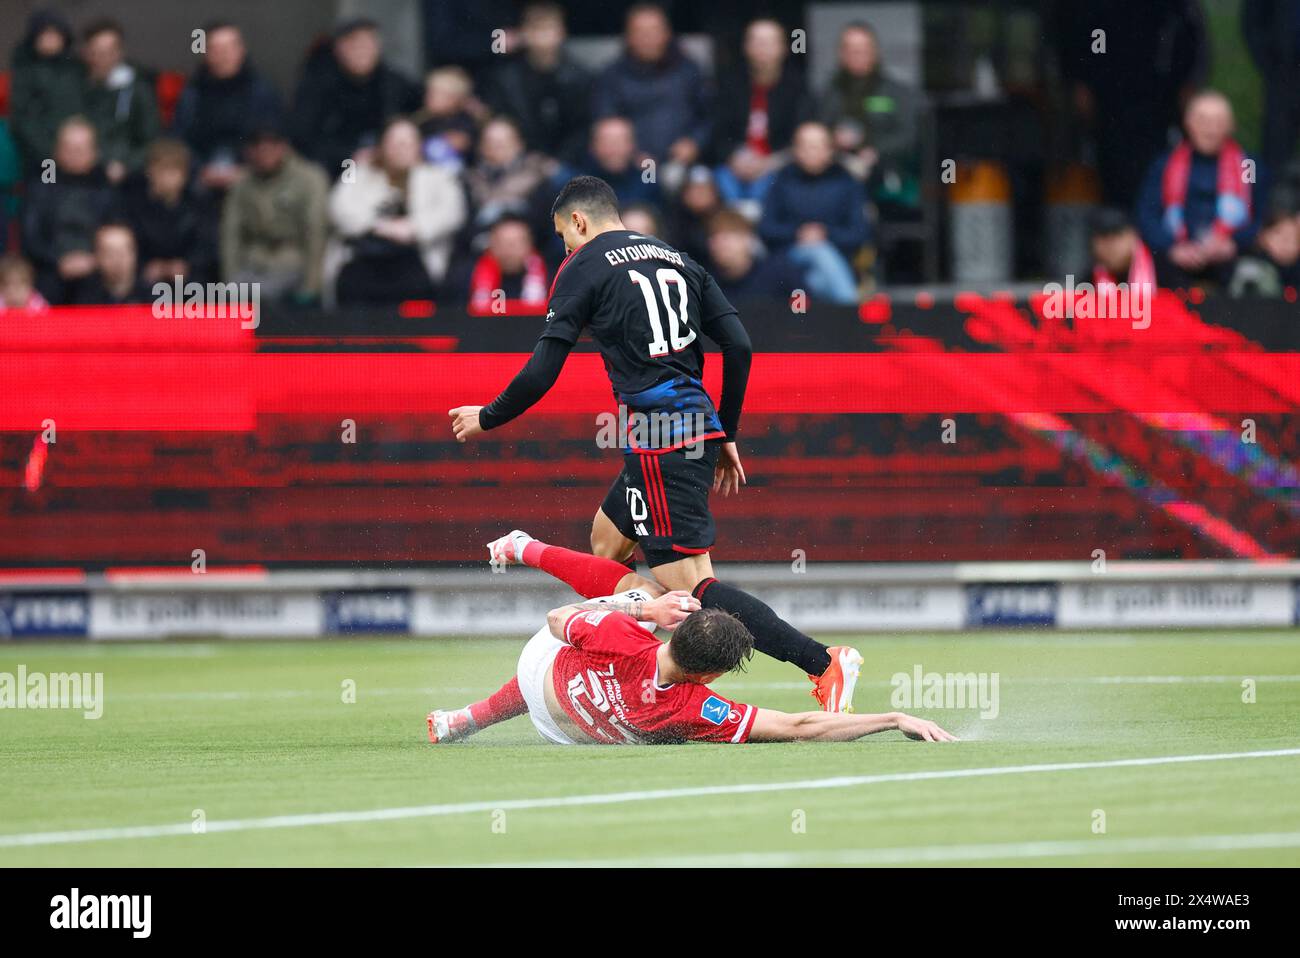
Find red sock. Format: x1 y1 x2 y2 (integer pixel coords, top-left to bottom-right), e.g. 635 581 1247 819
521 541 632 599
468 676 527 728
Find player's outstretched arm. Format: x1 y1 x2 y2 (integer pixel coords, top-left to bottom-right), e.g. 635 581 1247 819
449 337 574 442
748 708 958 743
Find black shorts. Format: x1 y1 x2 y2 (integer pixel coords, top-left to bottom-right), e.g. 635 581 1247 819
600 440 721 568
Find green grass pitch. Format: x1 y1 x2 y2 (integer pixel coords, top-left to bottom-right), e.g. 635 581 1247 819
2 631 1299 867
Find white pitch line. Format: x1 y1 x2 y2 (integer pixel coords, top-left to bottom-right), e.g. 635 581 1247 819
476 831 1300 868
1 747 1298 850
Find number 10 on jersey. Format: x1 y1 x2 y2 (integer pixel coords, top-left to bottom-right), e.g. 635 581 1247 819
629 268 696 358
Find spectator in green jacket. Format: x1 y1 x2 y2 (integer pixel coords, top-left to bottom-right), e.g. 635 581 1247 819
819 21 923 213
79 19 161 185
9 10 84 178
220 124 329 303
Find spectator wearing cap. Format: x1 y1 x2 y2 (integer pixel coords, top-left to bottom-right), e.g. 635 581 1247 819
581 117 660 209
0 254 49 312
326 117 466 304
1090 207 1157 291
1136 90 1268 287
291 18 420 178
465 215 549 315
758 121 868 304
591 3 711 164
712 18 814 211
71 222 152 305
174 21 283 193
22 117 120 304
819 21 923 214
464 117 559 251
220 124 329 303
707 208 804 305
121 138 218 287
9 10 83 178
482 2 590 163
413 67 481 171
79 19 161 185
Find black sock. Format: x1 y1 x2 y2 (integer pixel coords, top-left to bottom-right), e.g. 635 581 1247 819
694 579 832 676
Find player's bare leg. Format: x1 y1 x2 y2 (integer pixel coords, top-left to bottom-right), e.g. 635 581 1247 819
644 552 715 591
650 553 863 713
590 508 638 563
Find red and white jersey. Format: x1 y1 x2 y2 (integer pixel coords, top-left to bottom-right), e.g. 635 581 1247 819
550 606 757 744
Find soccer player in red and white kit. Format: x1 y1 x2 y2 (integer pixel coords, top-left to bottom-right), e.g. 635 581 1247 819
428 531 955 745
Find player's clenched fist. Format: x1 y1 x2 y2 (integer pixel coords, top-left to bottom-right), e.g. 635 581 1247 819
644 590 701 631
448 406 484 442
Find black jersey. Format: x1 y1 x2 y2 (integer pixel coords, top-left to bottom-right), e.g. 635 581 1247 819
477 229 753 450
542 230 738 448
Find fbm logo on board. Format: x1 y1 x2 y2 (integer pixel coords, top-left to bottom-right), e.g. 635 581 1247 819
0 592 89 638
966 584 1058 627
323 590 411 634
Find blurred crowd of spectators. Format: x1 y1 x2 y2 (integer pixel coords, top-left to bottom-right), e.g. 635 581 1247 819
0 1 1296 316
1055 0 1300 299
0 3 922 313
1087 89 1300 300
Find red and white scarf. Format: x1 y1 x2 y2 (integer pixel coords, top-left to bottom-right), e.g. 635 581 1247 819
469 251 548 311
1093 236 1157 289
1161 138 1251 242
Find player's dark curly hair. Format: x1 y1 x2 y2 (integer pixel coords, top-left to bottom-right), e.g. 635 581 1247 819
551 175 620 222
668 609 755 676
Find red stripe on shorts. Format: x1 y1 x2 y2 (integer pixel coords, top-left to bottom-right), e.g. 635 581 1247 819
640 454 662 536
650 456 673 536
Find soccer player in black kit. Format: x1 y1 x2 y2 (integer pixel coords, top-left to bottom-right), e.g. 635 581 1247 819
449 176 861 711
